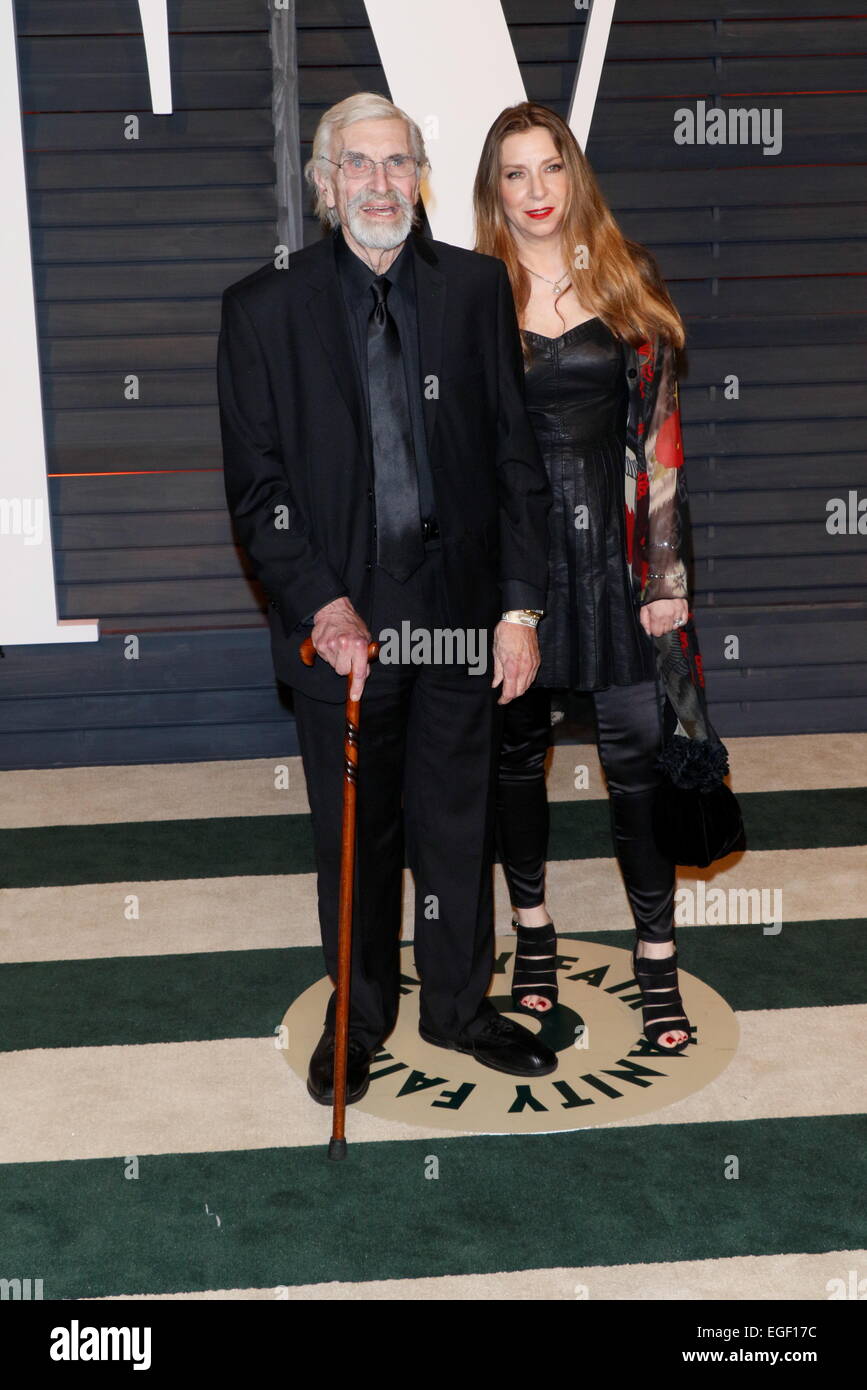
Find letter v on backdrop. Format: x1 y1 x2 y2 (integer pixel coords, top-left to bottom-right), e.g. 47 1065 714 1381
0 1 613 644
363 0 616 247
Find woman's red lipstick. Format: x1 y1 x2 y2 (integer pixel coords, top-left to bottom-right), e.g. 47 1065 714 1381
525 207 554 219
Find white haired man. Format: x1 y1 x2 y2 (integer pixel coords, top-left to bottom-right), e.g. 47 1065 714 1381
218 93 557 1104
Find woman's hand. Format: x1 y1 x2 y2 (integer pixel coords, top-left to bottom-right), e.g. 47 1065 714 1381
639 597 688 638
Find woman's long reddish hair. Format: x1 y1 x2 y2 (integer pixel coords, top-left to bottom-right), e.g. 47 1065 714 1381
473 102 685 350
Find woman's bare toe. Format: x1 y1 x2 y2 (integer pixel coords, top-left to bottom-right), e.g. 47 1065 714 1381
521 995 551 1013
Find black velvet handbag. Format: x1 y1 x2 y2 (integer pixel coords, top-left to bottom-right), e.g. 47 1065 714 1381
651 621 746 868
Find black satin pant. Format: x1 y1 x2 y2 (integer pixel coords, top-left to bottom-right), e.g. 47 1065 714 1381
496 680 675 943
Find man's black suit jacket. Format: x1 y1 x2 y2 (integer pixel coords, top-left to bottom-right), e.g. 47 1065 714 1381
217 228 551 701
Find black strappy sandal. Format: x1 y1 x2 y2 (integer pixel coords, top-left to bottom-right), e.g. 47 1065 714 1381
511 918 559 1015
631 943 692 1053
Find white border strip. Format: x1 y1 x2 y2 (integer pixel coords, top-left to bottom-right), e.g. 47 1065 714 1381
0 0 98 644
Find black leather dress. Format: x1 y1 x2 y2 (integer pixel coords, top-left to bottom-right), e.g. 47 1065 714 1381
496 317 675 937
496 318 675 936
523 318 655 691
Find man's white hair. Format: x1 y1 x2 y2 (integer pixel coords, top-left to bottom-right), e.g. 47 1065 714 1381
304 92 429 229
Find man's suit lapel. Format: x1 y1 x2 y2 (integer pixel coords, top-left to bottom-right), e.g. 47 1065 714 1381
299 234 370 469
411 233 446 452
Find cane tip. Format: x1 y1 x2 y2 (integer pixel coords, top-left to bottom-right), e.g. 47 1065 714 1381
328 1138 348 1161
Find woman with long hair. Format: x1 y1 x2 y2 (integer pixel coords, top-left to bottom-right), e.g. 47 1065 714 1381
474 102 692 1052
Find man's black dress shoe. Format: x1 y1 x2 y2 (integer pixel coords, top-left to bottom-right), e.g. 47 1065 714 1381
419 1012 558 1077
306 1027 373 1106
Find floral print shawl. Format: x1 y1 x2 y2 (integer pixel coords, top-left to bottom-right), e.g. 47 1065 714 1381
622 334 727 775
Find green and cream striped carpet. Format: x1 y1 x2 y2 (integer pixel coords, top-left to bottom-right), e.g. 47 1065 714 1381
1 733 865 1301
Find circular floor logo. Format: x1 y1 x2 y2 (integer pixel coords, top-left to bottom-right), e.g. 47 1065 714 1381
281 939 739 1134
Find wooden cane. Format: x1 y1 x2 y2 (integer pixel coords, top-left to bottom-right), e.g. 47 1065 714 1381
300 634 379 1159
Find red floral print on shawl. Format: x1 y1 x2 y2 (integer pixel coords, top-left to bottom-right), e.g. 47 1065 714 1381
656 406 684 469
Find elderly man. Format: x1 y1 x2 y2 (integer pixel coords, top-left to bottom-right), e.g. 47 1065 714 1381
218 93 556 1104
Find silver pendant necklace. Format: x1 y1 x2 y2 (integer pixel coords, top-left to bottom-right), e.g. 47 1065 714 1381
522 263 571 297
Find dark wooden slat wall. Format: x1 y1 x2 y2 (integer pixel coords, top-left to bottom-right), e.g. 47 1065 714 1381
294 0 867 743
2 0 865 767
5 0 287 767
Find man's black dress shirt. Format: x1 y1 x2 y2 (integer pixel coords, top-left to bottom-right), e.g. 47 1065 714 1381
334 225 435 523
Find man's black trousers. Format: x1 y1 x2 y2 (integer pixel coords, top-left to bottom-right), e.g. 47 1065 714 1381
292 547 500 1050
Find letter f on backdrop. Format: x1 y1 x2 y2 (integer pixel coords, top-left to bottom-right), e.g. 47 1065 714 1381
364 0 616 247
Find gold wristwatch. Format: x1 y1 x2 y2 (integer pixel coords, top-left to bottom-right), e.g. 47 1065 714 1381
501 608 544 629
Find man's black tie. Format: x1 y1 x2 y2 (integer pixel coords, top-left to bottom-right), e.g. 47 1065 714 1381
366 275 424 582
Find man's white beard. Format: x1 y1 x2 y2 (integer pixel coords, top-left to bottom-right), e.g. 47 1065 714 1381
345 188 414 249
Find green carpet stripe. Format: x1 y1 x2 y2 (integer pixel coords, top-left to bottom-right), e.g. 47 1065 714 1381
1 922 864 1052
0 1115 862 1298
2 787 865 888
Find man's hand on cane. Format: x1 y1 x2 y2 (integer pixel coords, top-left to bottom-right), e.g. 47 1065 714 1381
492 621 541 705
311 596 373 700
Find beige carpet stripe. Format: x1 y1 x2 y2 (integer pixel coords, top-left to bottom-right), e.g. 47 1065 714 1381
545 733 867 803
0 757 312 827
1 1004 863 1164
83 1249 867 1301
3 733 865 827
1 845 863 963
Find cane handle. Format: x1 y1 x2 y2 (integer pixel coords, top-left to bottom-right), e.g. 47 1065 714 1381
299 635 380 667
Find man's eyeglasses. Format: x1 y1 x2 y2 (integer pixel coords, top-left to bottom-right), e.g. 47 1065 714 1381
322 153 422 180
